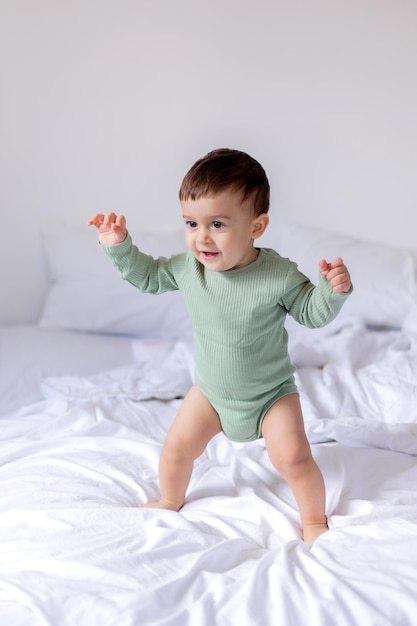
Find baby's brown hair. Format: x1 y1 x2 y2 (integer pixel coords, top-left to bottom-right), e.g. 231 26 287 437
179 148 270 216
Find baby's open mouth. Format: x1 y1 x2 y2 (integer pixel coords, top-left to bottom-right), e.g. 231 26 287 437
201 251 219 260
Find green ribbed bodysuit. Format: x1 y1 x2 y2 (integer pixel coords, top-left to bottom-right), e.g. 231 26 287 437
104 235 351 442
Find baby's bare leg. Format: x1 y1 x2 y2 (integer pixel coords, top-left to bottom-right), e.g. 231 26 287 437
262 394 328 542
142 385 222 510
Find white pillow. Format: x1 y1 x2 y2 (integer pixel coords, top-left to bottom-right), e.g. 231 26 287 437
403 302 417 338
39 222 193 339
262 221 415 329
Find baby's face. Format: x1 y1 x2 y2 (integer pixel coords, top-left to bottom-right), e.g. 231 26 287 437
181 189 268 272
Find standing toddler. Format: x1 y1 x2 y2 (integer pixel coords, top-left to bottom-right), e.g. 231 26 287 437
89 148 352 542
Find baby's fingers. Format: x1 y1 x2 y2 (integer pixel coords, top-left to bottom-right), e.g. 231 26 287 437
114 214 126 230
331 275 351 293
102 213 126 231
329 266 352 293
328 256 345 270
88 213 105 227
103 212 118 226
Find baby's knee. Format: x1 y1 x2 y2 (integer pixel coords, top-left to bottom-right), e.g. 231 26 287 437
163 431 202 463
270 445 313 478
163 434 187 461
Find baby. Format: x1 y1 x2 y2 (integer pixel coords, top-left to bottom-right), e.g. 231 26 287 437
89 148 352 542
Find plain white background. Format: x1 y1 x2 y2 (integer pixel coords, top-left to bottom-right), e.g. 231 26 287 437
1 0 416 323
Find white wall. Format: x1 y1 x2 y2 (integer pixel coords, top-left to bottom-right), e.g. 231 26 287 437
1 0 416 324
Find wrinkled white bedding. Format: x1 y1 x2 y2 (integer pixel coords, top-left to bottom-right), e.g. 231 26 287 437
1 322 417 625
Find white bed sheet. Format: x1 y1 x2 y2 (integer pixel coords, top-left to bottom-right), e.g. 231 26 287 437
1 323 417 625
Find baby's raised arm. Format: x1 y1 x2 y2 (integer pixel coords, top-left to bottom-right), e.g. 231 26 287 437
88 212 128 246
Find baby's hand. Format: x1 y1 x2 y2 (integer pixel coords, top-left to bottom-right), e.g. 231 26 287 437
319 257 351 293
88 213 127 246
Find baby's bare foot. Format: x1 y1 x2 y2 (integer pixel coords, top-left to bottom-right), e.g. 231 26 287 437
141 499 182 512
302 519 329 543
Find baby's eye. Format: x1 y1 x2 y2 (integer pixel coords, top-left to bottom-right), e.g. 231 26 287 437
211 221 224 229
186 220 198 229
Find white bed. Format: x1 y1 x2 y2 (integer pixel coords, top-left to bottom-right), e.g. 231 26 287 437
1 221 417 626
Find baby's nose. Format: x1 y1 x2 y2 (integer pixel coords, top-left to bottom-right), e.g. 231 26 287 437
197 227 212 244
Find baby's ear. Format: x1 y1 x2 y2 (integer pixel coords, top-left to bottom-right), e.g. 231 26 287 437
252 213 269 239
